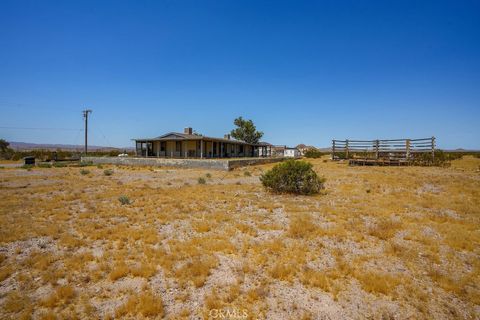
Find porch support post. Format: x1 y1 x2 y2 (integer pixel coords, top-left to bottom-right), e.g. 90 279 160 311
200 139 203 158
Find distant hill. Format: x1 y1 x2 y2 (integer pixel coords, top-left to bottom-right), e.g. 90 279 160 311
296 144 331 152
8 141 133 151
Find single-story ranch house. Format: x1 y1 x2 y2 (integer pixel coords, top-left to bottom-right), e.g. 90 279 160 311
134 127 273 158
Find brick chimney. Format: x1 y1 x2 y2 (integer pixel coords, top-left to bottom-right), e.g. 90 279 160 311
184 127 193 135
224 134 231 140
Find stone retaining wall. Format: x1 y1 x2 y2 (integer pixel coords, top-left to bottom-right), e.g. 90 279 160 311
81 156 285 170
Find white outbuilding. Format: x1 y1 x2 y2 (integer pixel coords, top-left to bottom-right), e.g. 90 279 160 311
284 147 301 158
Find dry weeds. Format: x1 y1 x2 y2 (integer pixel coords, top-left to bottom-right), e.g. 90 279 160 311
0 156 479 319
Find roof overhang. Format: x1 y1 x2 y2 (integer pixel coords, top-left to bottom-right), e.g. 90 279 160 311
132 132 271 146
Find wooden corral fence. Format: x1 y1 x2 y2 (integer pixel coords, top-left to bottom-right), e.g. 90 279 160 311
332 137 435 166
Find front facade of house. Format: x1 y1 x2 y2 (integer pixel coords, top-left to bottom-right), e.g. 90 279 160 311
134 128 272 158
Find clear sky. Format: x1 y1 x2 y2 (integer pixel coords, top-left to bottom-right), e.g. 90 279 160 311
1 0 479 149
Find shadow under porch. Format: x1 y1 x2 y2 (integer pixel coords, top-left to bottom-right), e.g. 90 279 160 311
135 140 272 158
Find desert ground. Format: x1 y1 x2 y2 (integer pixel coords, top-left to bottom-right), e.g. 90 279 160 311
0 157 479 319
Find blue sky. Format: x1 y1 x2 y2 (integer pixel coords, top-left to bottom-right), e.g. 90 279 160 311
0 0 479 149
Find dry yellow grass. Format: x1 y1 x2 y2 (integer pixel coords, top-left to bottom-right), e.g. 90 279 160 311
115 290 164 317
0 157 479 318
40 285 75 308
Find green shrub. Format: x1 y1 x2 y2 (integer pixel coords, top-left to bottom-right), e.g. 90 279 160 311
198 177 206 185
333 151 346 159
244 171 251 177
205 173 212 179
411 150 460 166
260 160 325 195
53 162 66 168
304 149 325 158
97 164 104 169
78 161 94 167
104 169 114 176
21 164 34 170
80 169 90 175
118 195 131 205
37 163 52 168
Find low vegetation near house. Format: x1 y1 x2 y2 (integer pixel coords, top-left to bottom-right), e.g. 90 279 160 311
303 149 327 158
0 139 134 161
37 163 52 168
53 162 66 168
118 195 131 205
0 156 479 319
260 159 325 195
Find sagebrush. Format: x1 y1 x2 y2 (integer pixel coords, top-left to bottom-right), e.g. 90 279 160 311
260 160 325 195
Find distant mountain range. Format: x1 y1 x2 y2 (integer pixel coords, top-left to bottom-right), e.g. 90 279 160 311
296 144 331 152
9 141 133 151
8 141 478 153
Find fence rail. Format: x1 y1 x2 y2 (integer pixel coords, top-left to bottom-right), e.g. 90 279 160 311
332 137 435 165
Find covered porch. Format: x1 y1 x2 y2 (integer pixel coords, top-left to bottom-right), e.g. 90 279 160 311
135 138 272 158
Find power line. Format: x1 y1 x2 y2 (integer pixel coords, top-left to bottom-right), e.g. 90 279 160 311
0 126 82 131
95 126 112 148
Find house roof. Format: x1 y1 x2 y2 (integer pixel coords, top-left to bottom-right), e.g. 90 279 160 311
133 132 268 146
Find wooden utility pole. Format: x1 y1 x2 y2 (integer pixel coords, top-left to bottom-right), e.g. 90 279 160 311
82 109 92 154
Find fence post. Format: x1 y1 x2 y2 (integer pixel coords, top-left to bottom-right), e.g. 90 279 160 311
332 140 336 160
375 140 379 159
406 139 411 161
345 139 349 159
431 136 435 163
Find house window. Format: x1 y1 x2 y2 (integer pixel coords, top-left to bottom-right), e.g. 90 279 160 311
160 141 166 152
176 141 182 152
239 145 244 153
